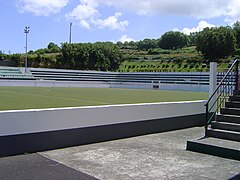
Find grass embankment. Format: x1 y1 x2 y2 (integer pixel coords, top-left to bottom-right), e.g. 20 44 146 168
0 87 208 111
118 46 231 72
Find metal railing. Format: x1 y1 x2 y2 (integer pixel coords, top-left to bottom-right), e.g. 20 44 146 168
205 59 239 136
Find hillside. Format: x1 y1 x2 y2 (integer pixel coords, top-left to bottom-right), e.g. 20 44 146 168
118 46 232 73
0 45 235 73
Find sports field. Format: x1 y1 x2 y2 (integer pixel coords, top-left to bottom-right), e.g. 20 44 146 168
0 87 208 111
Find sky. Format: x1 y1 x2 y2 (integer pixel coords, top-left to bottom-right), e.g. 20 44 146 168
0 0 240 54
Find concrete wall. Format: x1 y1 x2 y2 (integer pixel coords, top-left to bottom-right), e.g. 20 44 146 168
0 80 110 88
0 100 206 136
0 101 206 157
0 79 209 92
111 82 208 92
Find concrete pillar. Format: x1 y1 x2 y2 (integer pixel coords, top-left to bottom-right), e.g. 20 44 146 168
209 62 217 112
209 62 217 97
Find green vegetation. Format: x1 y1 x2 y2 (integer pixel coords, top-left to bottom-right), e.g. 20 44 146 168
233 21 240 48
0 42 123 71
196 26 236 60
159 31 188 50
118 46 232 72
1 21 240 72
58 42 122 71
0 87 208 111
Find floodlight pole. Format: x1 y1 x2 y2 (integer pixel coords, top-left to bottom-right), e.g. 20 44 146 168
24 26 30 74
69 22 72 44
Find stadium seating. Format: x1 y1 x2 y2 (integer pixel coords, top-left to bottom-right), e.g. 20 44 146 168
1 66 229 87
0 66 35 80
29 67 210 85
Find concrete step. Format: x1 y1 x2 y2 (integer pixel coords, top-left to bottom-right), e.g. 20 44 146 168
186 137 240 160
220 107 240 116
207 128 240 141
225 101 240 108
217 114 240 124
211 121 240 132
233 89 240 95
229 95 240 101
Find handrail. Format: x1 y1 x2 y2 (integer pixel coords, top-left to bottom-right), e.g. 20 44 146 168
204 59 239 137
205 59 239 105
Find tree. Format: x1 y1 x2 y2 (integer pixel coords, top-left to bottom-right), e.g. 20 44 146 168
158 31 188 49
10 53 21 66
58 42 123 71
116 41 123 48
137 39 158 50
188 32 198 46
47 42 61 53
233 21 240 48
34 48 45 54
196 26 236 60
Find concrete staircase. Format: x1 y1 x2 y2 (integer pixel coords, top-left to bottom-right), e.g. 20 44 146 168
187 91 240 160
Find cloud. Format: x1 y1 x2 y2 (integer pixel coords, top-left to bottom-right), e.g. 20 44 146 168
80 20 91 29
17 0 240 25
96 0 240 21
16 0 69 16
95 13 128 31
119 35 135 42
65 2 98 29
224 0 240 24
66 3 98 20
173 21 216 35
66 0 128 31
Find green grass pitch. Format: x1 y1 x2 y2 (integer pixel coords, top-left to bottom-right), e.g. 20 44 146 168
0 86 208 111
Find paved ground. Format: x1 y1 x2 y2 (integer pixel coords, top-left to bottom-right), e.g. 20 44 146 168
40 127 240 180
0 153 97 180
0 127 239 180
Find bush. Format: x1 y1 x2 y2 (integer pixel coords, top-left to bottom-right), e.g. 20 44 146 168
235 48 240 56
189 63 195 68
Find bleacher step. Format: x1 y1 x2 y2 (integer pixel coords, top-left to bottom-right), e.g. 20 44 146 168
207 128 240 141
220 107 240 116
186 137 240 160
211 121 240 132
225 101 240 108
229 95 240 102
217 114 240 124
233 89 240 95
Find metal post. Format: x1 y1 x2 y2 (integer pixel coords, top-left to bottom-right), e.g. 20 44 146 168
235 60 239 91
24 26 30 74
69 22 72 44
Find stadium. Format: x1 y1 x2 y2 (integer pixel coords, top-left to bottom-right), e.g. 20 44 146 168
1 0 240 178
0 65 208 150
0 63 239 179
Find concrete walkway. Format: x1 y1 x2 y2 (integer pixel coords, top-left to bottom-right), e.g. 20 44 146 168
0 127 239 179
40 127 240 180
0 153 96 180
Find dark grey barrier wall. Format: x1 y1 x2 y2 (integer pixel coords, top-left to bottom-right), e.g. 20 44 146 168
0 114 205 157
0 101 206 157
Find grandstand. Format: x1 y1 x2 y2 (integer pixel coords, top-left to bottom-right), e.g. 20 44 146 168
0 66 35 80
0 66 214 91
30 67 209 84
